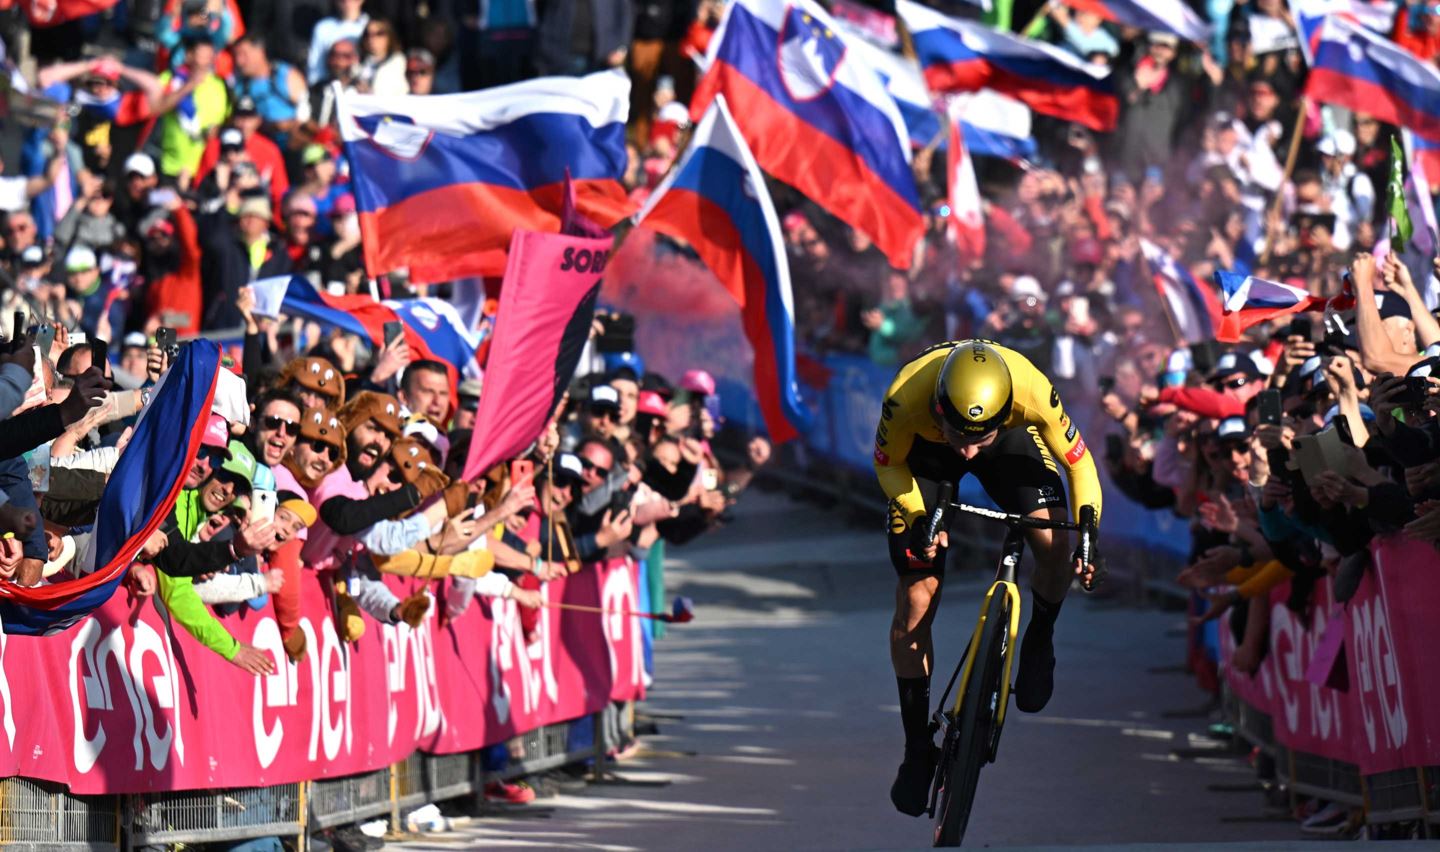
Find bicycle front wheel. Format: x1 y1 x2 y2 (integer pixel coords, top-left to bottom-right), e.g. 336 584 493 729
932 589 1011 848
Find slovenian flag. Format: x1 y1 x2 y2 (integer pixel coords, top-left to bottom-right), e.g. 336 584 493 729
0 342 221 635
897 0 1118 132
250 276 481 386
1140 239 1223 343
1057 0 1210 44
1215 270 1327 341
1305 15 1440 140
691 0 924 269
336 71 634 285
637 96 807 443
836 18 1037 161
1288 0 1396 65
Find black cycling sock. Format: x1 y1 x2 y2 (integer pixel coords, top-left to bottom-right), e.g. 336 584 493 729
1028 590 1064 637
897 675 931 750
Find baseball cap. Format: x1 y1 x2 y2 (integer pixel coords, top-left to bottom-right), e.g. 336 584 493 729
1215 415 1249 442
220 440 258 489
302 144 331 167
1317 129 1357 158
123 153 156 178
64 246 98 273
202 414 232 457
554 452 585 486
680 369 717 397
406 48 435 71
603 351 645 380
330 193 356 217
233 95 259 116
457 377 482 399
1149 31 1180 46
1209 350 1264 380
220 127 244 149
252 463 277 492
19 245 44 267
1011 275 1046 303
238 196 272 220
122 331 147 350
636 390 668 418
285 193 318 217
279 498 317 527
590 384 621 410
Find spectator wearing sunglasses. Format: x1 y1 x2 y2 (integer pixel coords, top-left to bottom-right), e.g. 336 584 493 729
250 388 304 467
583 384 622 441
1208 350 1267 403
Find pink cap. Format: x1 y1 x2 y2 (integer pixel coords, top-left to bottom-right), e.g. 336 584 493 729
330 193 357 216
201 413 232 456
680 369 716 397
636 390 668 418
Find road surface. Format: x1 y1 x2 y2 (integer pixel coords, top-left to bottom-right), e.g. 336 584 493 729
399 490 1335 850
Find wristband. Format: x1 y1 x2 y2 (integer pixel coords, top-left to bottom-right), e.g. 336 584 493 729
532 556 543 575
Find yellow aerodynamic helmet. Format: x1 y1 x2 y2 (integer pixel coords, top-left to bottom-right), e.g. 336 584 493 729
933 341 1013 435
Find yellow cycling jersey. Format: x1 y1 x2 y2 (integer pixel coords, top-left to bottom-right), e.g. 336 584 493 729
872 340 1103 529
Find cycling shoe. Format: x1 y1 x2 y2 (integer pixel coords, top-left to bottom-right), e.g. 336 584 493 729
890 742 939 816
1013 628 1055 713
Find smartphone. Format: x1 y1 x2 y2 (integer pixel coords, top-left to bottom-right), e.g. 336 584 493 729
609 484 636 516
1256 389 1282 426
147 188 179 207
250 489 277 524
1098 375 1116 396
155 326 177 359
1397 376 1431 406
35 323 54 353
1288 316 1314 342
9 311 23 351
510 459 534 492
68 330 87 347
701 467 719 491
89 337 108 369
382 321 404 347
1334 415 1354 446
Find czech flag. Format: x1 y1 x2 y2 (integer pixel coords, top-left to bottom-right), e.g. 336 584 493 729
250 276 480 386
1215 270 1327 342
1140 239 1223 344
1305 15 1440 140
897 0 1118 132
336 71 634 285
636 96 807 443
1056 0 1209 43
691 0 924 270
0 342 221 635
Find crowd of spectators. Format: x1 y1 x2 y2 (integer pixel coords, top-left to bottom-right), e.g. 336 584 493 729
0 0 1438 840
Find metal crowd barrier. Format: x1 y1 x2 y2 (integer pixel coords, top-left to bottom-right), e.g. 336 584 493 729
2 703 634 850
1222 685 1434 834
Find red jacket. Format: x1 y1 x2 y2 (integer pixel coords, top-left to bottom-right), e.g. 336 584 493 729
1158 385 1244 419
144 205 203 335
194 132 291 214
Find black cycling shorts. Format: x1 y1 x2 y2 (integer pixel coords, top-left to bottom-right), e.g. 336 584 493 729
887 425 1068 576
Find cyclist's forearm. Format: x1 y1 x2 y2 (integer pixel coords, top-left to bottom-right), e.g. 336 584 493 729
875 463 925 523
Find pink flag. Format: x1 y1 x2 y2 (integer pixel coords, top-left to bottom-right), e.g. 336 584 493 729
462 228 612 481
947 104 985 261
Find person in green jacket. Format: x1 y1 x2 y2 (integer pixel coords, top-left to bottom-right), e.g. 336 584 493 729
862 271 929 366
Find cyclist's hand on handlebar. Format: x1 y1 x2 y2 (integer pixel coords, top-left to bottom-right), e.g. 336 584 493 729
1073 550 1099 590
907 526 948 564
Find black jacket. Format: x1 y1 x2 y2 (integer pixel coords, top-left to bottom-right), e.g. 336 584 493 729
198 209 292 331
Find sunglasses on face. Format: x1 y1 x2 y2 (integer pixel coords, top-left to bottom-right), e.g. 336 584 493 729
579 457 611 476
589 406 618 421
261 415 299 436
1212 376 1249 390
306 439 337 460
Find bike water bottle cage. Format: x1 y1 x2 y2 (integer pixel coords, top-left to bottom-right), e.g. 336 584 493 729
933 342 1013 436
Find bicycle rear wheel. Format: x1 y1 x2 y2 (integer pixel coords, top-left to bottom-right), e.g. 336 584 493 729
932 589 1011 847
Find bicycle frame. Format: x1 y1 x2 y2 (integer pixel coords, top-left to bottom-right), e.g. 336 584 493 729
949 526 1026 732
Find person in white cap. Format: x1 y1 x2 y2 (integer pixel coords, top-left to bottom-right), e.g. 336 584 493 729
1318 128 1374 250
114 152 159 237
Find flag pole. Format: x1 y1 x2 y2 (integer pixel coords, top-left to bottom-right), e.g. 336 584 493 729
1260 96 1308 267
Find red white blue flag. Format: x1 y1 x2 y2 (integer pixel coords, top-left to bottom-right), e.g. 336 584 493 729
637 96 807 443
1305 15 1440 140
1140 239 1224 343
1215 270 1327 341
946 103 985 261
1058 0 1210 43
690 0 924 269
336 72 634 285
0 341 221 635
897 0 1118 132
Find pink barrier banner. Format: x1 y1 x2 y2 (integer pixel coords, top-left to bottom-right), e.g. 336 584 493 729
1222 535 1440 775
0 563 644 793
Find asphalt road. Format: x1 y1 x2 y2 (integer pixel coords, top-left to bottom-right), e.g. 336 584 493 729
398 489 1393 851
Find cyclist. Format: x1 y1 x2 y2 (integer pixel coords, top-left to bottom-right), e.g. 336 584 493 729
875 340 1101 816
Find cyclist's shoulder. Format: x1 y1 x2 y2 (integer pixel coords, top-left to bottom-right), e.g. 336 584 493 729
884 342 955 406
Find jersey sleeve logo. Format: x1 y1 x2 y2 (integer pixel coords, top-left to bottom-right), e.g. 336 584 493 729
1050 387 1060 408
1065 436 1088 465
1065 421 1078 442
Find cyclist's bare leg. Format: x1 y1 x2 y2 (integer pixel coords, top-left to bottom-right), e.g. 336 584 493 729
1023 503 1074 605
891 572 943 678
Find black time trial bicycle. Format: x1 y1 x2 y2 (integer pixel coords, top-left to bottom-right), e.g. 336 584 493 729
919 483 1097 847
